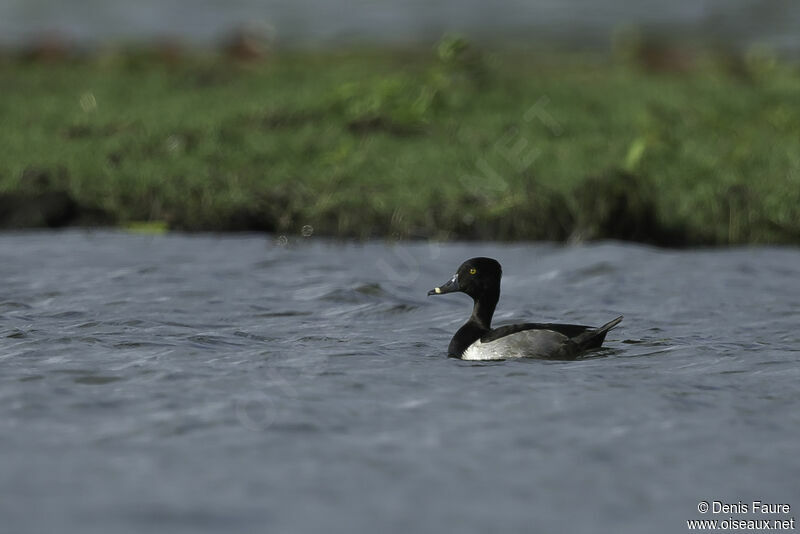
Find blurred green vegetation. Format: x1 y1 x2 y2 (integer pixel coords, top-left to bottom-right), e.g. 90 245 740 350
1 38 799 245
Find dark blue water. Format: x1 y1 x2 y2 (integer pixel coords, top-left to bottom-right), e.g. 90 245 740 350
2 0 799 54
1 231 798 533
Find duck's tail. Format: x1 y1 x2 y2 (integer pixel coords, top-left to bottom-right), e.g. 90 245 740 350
573 315 623 350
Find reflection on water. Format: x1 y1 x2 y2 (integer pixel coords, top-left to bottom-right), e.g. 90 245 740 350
1 230 799 533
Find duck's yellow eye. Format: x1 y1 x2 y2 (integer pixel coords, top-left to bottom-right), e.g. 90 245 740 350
469 268 477 275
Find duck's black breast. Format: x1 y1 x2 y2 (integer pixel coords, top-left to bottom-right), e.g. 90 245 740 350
447 322 489 358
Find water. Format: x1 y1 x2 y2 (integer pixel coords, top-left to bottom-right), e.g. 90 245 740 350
2 0 800 54
1 230 799 533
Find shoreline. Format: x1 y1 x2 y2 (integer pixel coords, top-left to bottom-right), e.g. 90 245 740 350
2 43 799 246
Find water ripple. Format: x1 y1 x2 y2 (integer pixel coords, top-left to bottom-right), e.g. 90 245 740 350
1 231 799 534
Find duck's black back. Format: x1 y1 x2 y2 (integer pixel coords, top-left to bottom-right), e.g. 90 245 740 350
483 322 608 349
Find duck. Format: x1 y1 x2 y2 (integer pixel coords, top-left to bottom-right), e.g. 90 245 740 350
427 257 622 360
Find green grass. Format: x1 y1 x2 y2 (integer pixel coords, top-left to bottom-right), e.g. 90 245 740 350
1 41 799 245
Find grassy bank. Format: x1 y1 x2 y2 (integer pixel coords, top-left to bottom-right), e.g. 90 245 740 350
1 40 799 245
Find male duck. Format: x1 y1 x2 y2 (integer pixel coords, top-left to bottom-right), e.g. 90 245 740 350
428 257 622 360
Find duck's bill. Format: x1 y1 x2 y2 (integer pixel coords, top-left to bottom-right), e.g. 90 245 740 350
427 275 459 296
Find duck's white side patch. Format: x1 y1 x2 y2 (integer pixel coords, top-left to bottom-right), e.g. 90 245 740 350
461 339 507 361
461 329 571 360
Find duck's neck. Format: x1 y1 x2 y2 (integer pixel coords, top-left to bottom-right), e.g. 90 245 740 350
448 286 500 358
469 286 499 330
